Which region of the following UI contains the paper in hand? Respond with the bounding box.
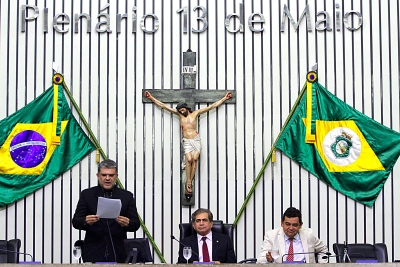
[96,197,122,219]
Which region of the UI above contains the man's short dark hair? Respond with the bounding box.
[176,102,192,112]
[282,207,302,224]
[98,159,118,173]
[191,208,213,223]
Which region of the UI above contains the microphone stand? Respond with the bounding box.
[343,241,351,263]
[106,220,117,263]
[170,235,199,256]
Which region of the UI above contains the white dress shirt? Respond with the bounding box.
[284,233,305,262]
[197,232,213,262]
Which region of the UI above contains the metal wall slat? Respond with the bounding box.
[1,0,400,263]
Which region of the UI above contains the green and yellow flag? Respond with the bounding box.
[275,72,400,206]
[0,76,96,207]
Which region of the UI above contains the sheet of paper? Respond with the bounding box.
[96,197,122,219]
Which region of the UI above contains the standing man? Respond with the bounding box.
[72,159,140,263]
[177,208,236,263]
[144,91,232,195]
[257,207,328,263]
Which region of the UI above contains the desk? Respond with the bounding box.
[2,264,400,267]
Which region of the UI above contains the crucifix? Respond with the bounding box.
[143,89,236,205]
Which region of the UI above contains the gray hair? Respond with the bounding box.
[191,208,213,223]
[97,159,118,173]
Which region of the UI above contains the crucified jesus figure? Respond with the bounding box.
[145,91,232,195]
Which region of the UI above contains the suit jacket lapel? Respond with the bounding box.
[299,229,309,262]
[277,228,286,262]
[211,233,219,260]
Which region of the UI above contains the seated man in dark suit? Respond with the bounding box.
[178,208,236,264]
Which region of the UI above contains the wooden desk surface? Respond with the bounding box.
[2,263,400,267]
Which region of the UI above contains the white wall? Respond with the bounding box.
[1,0,399,263]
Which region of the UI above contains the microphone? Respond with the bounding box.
[322,253,346,263]
[0,248,34,262]
[170,235,199,256]
[322,253,339,259]
[281,251,331,263]
[106,220,117,263]
[321,252,332,259]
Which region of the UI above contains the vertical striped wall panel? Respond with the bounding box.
[1,0,400,263]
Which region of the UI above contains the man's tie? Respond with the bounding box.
[287,238,294,261]
[201,236,210,262]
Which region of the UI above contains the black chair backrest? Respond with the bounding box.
[179,220,234,244]
[333,243,388,262]
[0,239,21,263]
[237,258,257,264]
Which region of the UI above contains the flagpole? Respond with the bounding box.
[233,82,308,227]
[60,77,167,263]
[61,82,105,162]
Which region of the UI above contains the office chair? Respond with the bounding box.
[0,239,21,263]
[123,238,153,263]
[179,220,234,244]
[333,243,388,262]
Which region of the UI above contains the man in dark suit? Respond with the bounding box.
[72,159,140,263]
[178,208,236,263]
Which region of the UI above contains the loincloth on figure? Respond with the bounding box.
[181,134,202,169]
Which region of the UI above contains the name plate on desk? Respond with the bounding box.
[356,260,378,263]
[282,261,305,264]
[19,261,42,264]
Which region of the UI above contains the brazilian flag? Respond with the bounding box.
[275,72,400,206]
[0,75,96,207]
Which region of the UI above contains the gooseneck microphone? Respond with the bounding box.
[0,248,34,262]
[170,235,199,256]
[106,220,117,262]
[322,253,340,260]
[281,251,331,263]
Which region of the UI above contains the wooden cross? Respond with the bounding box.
[142,89,236,206]
[142,89,236,110]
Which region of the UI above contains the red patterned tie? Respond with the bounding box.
[287,238,294,261]
[202,236,210,262]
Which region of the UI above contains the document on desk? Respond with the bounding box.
[96,197,121,219]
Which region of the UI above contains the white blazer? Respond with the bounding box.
[257,227,329,263]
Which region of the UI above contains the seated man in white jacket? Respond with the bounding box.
[257,207,328,263]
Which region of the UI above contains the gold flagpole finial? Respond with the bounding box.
[272,149,276,163]
[53,73,64,85]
